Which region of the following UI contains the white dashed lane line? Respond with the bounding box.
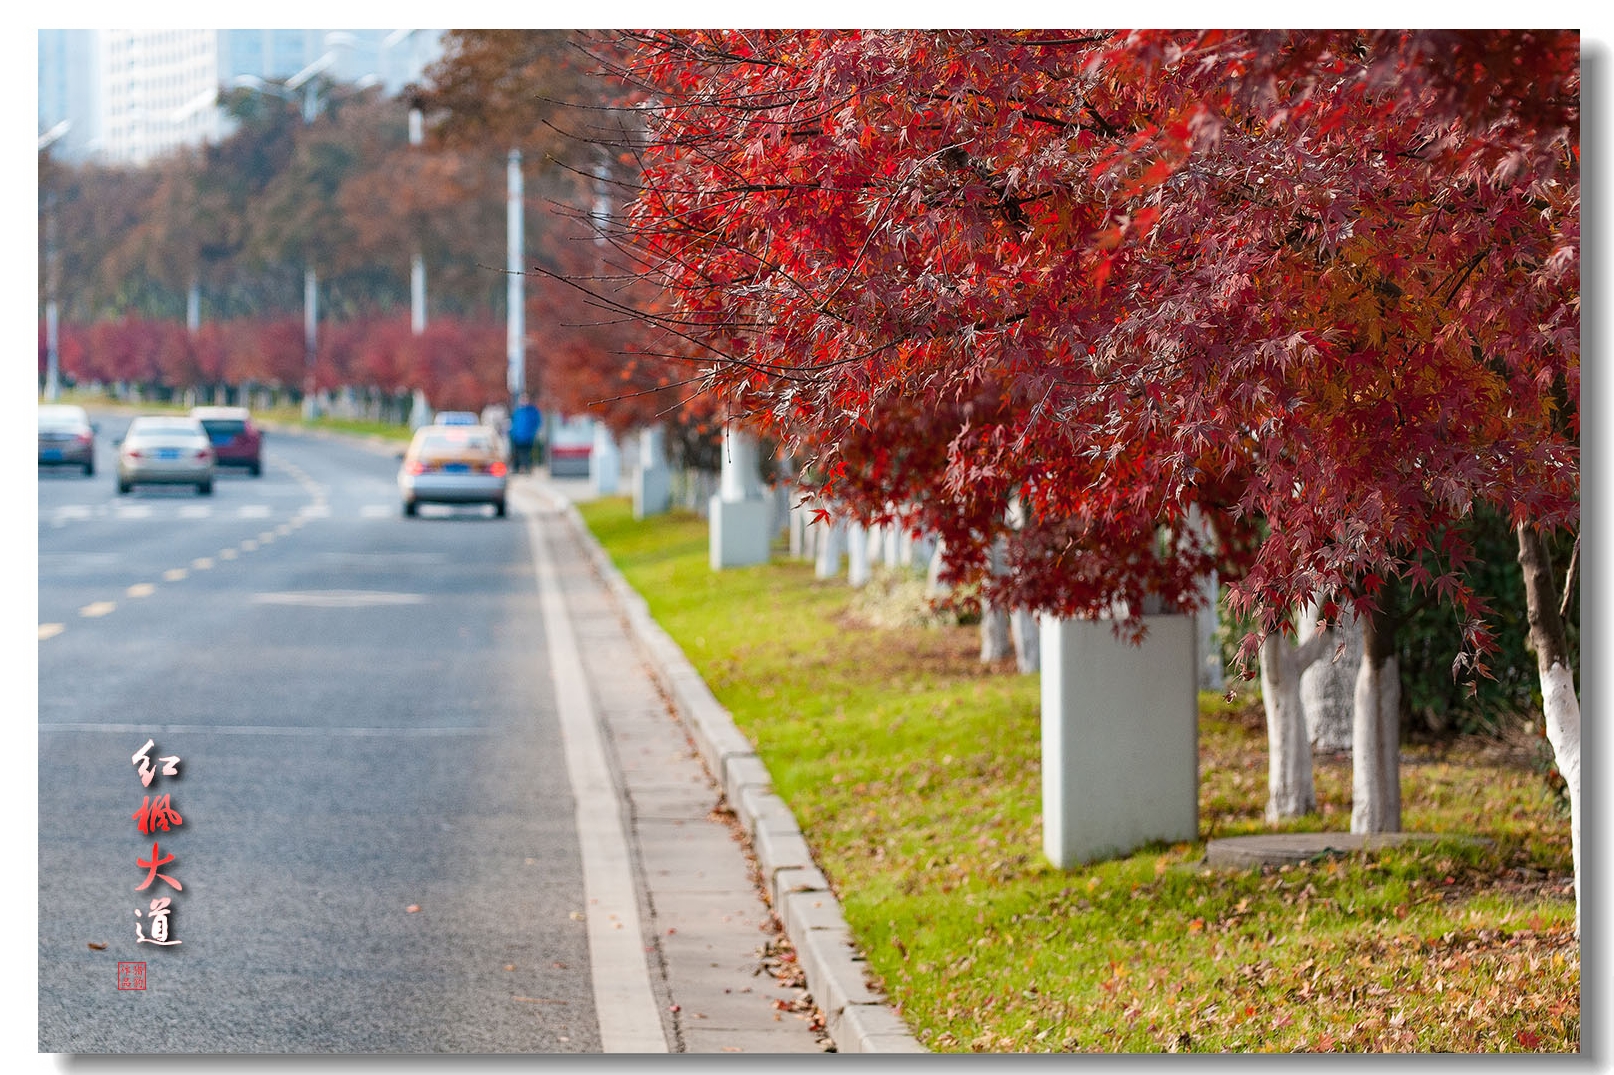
[42,472,367,640]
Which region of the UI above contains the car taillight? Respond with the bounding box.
[196,449,212,460]
[489,461,507,477]
[125,450,142,459]
[406,461,427,475]
[75,433,92,445]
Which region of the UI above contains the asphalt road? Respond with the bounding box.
[38,417,601,1052]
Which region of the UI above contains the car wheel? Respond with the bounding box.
[249,461,262,477]
[84,461,95,477]
[403,499,417,517]
[198,481,213,496]
[117,479,131,495]
[494,500,507,518]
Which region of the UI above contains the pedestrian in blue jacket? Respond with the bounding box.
[509,395,540,474]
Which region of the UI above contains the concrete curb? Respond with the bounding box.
[551,494,927,1054]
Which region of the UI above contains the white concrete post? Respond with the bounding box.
[710,423,771,569]
[591,424,620,496]
[1041,614,1199,867]
[633,424,671,519]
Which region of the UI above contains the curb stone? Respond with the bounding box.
[551,494,927,1054]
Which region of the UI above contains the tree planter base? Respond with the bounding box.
[709,496,772,569]
[1041,614,1198,867]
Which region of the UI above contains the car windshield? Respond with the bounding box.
[39,412,88,431]
[131,421,202,437]
[417,429,494,453]
[199,419,247,437]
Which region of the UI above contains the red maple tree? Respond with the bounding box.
[607,30,1578,856]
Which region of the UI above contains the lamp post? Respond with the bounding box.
[507,148,524,401]
[39,120,70,401]
[231,61,334,419]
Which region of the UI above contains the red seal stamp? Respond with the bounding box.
[117,962,146,990]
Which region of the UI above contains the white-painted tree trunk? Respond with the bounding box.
[1299,604,1361,752]
[1258,626,1333,822]
[979,536,1011,661]
[1540,663,1581,935]
[814,520,844,579]
[1350,609,1401,833]
[924,537,949,600]
[847,522,870,587]
[1010,609,1040,674]
[1517,522,1580,936]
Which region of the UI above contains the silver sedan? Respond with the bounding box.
[117,415,217,495]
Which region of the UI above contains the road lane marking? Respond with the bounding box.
[163,569,188,582]
[178,505,211,519]
[114,505,152,519]
[192,557,214,570]
[219,548,238,560]
[39,723,493,737]
[55,505,94,520]
[79,601,115,618]
[240,539,258,552]
[238,505,272,518]
[249,591,425,608]
[39,624,65,641]
[259,531,276,543]
[360,504,395,518]
[126,583,156,598]
[524,503,668,1052]
[276,524,293,536]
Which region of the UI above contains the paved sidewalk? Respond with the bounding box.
[512,472,925,1054]
[509,477,828,1053]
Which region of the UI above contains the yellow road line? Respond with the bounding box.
[39,624,65,641]
[80,601,115,618]
[240,539,258,552]
[192,557,214,570]
[127,583,156,598]
[219,548,238,560]
[163,569,187,582]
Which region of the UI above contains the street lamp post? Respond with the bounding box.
[39,120,71,401]
[231,60,336,419]
[410,102,427,335]
[507,148,524,401]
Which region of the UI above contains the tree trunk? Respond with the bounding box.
[1300,603,1361,752]
[980,536,1011,661]
[1010,609,1040,674]
[847,522,870,587]
[924,537,949,599]
[1259,625,1332,822]
[1517,522,1580,936]
[1350,603,1402,833]
[814,520,844,579]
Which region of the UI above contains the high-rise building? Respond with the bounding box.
[38,29,445,165]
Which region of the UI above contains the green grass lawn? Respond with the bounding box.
[581,497,1578,1053]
